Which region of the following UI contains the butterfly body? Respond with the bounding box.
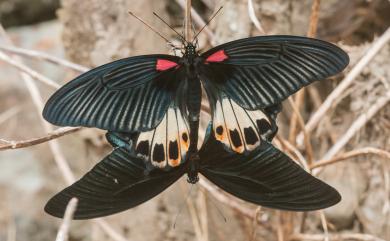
[43,35,349,219]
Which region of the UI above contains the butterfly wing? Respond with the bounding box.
[199,136,341,211]
[45,146,185,219]
[43,55,183,132]
[200,35,349,110]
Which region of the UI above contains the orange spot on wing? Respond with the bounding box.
[169,158,180,167]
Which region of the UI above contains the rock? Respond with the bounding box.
[0,0,60,28]
[320,162,367,229]
[59,0,171,66]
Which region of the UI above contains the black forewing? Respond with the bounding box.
[45,147,185,219]
[200,35,349,110]
[199,136,341,211]
[43,55,183,132]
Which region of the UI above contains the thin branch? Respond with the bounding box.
[175,0,216,43]
[306,0,321,38]
[247,0,265,34]
[287,98,314,163]
[249,207,262,241]
[0,106,21,126]
[0,127,81,151]
[185,0,192,42]
[289,233,386,241]
[55,198,78,241]
[94,219,129,241]
[0,24,74,184]
[299,27,390,144]
[0,51,61,89]
[288,0,321,145]
[322,92,390,159]
[0,24,129,241]
[319,211,329,241]
[311,147,390,169]
[274,136,310,172]
[199,178,271,229]
[0,44,89,73]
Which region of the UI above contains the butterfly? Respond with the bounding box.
[43,33,349,218]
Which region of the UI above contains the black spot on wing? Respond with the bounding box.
[244,127,259,145]
[169,140,179,160]
[182,133,188,143]
[216,126,224,135]
[257,119,271,134]
[136,141,149,156]
[229,129,242,148]
[152,144,165,163]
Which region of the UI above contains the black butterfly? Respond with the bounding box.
[43,35,348,219]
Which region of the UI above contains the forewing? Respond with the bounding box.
[199,136,341,211]
[45,147,185,219]
[200,35,349,109]
[43,55,182,132]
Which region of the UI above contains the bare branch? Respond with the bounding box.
[287,98,314,163]
[289,233,386,241]
[322,92,390,159]
[319,211,329,241]
[0,127,81,151]
[55,198,78,241]
[299,27,390,144]
[289,0,321,145]
[199,178,271,229]
[0,51,61,89]
[0,106,21,126]
[0,24,130,241]
[247,0,265,34]
[311,147,390,169]
[0,44,89,73]
[175,0,216,43]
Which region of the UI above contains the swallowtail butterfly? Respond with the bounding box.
[43,24,348,218]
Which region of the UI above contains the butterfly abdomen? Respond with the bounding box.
[187,76,202,153]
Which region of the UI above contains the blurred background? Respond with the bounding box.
[0,0,389,241]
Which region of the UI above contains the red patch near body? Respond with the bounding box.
[205,50,228,62]
[156,59,178,71]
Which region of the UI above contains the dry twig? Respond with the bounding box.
[176,0,215,43]
[0,24,129,241]
[0,44,89,73]
[0,106,20,126]
[288,0,321,145]
[289,233,386,241]
[311,147,390,169]
[0,51,61,89]
[299,27,390,145]
[247,0,265,34]
[287,98,314,163]
[0,127,81,151]
[322,92,390,159]
[55,198,78,241]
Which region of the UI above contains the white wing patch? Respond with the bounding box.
[213,98,271,153]
[135,107,190,168]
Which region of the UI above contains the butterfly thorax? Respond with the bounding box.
[182,43,202,77]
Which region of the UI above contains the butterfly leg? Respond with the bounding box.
[263,103,282,141]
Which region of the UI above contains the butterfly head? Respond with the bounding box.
[184,43,197,57]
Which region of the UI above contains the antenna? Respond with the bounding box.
[192,6,223,42]
[173,184,194,229]
[152,12,186,42]
[128,11,177,47]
